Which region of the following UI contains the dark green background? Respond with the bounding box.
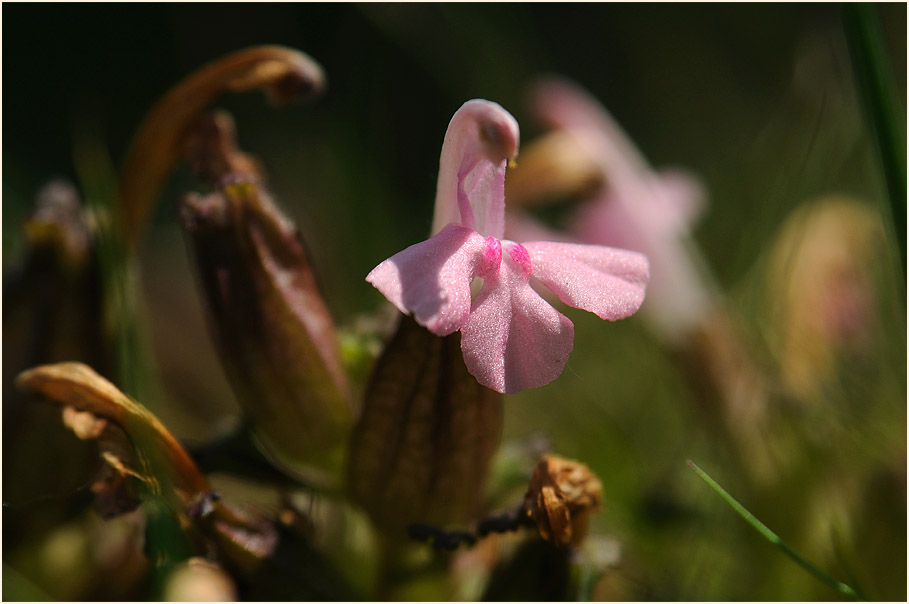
[3,3,906,601]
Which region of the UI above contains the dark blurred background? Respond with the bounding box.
[3,3,906,601]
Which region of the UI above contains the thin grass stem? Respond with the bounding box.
[687,460,863,601]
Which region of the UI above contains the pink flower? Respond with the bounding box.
[366,100,649,394]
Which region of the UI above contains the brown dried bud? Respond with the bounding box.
[181,180,352,487]
[22,180,93,272]
[524,455,603,548]
[347,315,503,538]
[3,180,108,384]
[118,45,325,248]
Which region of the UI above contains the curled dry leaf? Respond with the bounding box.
[15,362,210,509]
[118,45,325,248]
[524,455,603,548]
[348,315,503,538]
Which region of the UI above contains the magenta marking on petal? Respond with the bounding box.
[505,242,533,279]
[477,237,502,277]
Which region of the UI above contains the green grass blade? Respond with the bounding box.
[843,2,907,277]
[687,460,863,601]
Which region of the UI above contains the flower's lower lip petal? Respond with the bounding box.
[460,269,574,394]
[524,241,649,321]
[366,224,487,336]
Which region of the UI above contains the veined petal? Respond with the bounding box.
[366,224,497,336]
[461,247,574,394]
[524,241,649,321]
[431,100,519,239]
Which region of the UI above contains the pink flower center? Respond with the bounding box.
[477,237,502,278]
[505,241,533,279]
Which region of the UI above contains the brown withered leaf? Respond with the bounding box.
[15,362,210,509]
[119,45,325,248]
[524,455,603,548]
[181,180,352,487]
[15,363,298,576]
[348,315,503,538]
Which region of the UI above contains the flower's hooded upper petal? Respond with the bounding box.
[524,241,649,321]
[366,224,500,336]
[431,100,520,239]
[460,243,574,394]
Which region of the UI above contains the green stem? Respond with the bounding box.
[687,460,863,601]
[843,3,907,276]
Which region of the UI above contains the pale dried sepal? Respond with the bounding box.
[62,405,108,440]
[524,455,603,548]
[119,45,325,248]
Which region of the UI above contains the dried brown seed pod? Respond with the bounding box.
[347,315,502,539]
[181,180,352,488]
[524,454,603,548]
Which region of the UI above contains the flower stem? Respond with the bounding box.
[686,460,863,601]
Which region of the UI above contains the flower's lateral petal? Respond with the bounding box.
[366,224,492,336]
[524,241,649,321]
[461,252,574,394]
[431,100,520,239]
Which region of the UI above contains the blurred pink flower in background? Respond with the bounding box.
[508,78,718,343]
[367,100,649,394]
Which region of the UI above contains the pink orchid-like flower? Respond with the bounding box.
[367,100,649,394]
[511,78,715,343]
